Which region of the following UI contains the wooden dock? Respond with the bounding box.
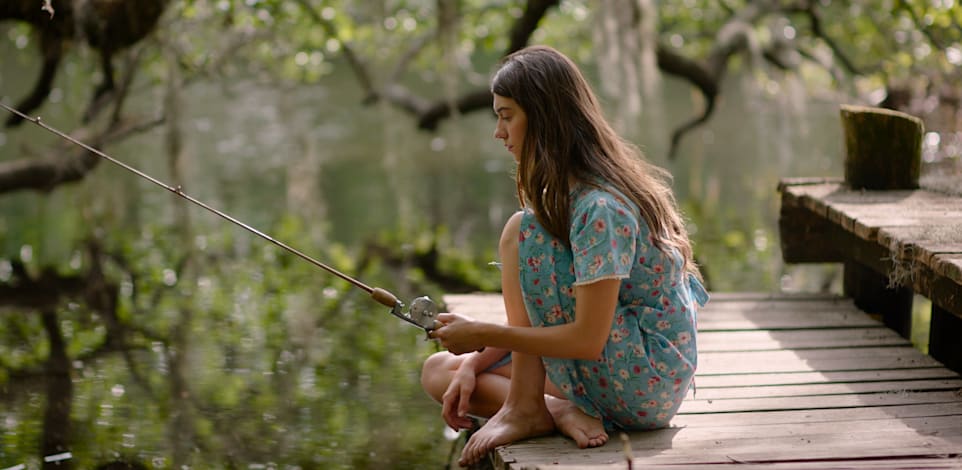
[780,178,962,372]
[436,106,962,468]
[444,292,962,469]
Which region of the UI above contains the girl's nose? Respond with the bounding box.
[494,125,505,140]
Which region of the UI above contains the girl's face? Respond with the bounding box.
[493,94,527,162]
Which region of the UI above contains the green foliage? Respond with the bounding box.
[682,198,780,293]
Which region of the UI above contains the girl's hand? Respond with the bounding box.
[441,365,477,431]
[431,313,486,355]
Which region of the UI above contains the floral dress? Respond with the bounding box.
[518,183,709,431]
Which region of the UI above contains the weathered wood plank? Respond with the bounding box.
[443,293,507,324]
[497,431,962,467]
[696,317,881,331]
[652,415,962,443]
[876,225,962,266]
[704,291,843,301]
[685,378,962,400]
[699,297,855,311]
[673,401,962,427]
[697,327,909,351]
[680,390,962,414]
[698,346,943,375]
[546,458,962,470]
[935,255,962,285]
[692,367,960,388]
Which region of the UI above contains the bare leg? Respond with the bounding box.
[420,351,512,421]
[421,352,608,449]
[459,352,555,465]
[458,212,555,466]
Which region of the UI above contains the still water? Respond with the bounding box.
[0,38,867,468]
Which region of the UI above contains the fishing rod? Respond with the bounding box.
[0,101,438,332]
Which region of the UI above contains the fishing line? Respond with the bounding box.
[0,101,438,331]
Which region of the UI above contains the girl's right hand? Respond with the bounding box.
[431,313,486,354]
[441,364,478,431]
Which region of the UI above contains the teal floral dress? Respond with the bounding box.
[518,183,708,431]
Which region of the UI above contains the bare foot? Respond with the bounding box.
[547,397,608,448]
[459,404,554,466]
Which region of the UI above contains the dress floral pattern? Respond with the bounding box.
[518,183,709,431]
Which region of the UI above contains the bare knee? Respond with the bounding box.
[420,351,458,402]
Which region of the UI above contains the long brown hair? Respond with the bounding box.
[491,45,698,277]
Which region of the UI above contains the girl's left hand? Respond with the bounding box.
[430,313,486,355]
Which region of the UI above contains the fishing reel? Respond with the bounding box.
[371,288,439,332]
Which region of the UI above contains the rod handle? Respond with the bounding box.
[371,287,400,308]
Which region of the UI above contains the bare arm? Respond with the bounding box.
[457,346,510,373]
[435,278,620,360]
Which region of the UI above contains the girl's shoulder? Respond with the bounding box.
[571,181,638,214]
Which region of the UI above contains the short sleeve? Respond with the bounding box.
[570,192,637,286]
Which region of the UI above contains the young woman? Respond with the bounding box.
[421,45,708,466]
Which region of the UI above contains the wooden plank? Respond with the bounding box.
[693,368,961,388]
[697,327,909,351]
[704,291,845,302]
[673,402,962,427]
[697,312,881,330]
[545,458,962,470]
[876,225,962,265]
[777,177,845,189]
[639,415,962,443]
[685,378,962,401]
[698,347,943,375]
[443,293,507,324]
[854,217,962,241]
[498,432,962,467]
[782,183,962,245]
[778,180,842,205]
[934,255,962,285]
[824,204,962,241]
[700,298,857,311]
[680,390,962,414]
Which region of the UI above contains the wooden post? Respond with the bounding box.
[839,105,922,338]
[840,104,923,190]
[930,305,962,373]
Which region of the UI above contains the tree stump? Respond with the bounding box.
[840,104,923,190]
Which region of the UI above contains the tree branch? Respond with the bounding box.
[0,262,88,311]
[293,0,378,102]
[301,0,560,130]
[660,1,774,158]
[0,115,165,195]
[801,1,861,75]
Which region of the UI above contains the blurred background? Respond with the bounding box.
[1,1,960,468]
